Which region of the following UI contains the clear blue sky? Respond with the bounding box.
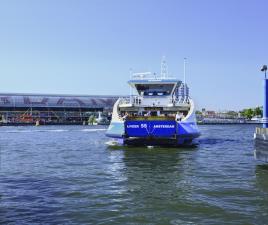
[0,0,267,110]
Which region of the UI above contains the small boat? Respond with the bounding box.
[95,112,110,125]
[106,58,200,146]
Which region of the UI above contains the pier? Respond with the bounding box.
[254,65,268,161]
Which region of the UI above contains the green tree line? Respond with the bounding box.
[196,106,263,120]
[240,106,262,119]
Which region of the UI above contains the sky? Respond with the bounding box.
[0,0,267,110]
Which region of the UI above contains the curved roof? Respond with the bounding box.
[0,93,120,109]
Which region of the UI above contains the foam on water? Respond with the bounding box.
[0,127,107,133]
[81,128,107,132]
[0,129,69,133]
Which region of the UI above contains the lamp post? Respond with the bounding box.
[261,65,268,128]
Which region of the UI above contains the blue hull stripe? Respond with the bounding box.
[106,121,200,139]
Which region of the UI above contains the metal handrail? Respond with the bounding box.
[119,96,190,107]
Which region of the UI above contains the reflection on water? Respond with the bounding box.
[1,125,268,224]
[120,147,203,224]
[254,139,268,162]
[256,164,268,193]
[255,164,268,222]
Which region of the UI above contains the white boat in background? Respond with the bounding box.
[251,116,263,124]
[106,58,200,146]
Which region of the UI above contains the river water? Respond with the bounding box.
[0,125,268,224]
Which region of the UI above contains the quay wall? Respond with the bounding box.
[254,128,268,162]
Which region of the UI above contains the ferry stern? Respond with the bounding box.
[106,59,200,147]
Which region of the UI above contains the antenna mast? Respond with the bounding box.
[161,56,168,78]
[183,57,186,86]
[183,58,187,102]
[129,68,133,99]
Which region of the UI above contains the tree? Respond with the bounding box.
[88,115,96,125]
[254,106,262,117]
[227,111,238,118]
[241,108,254,119]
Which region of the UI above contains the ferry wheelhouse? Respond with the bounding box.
[106,60,200,146]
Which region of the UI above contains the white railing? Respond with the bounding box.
[176,97,190,104]
[119,97,131,105]
[131,72,175,80]
[119,95,190,107]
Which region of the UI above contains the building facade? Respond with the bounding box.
[0,93,120,125]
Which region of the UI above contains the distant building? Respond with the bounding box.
[201,108,206,116]
[202,110,216,118]
[196,108,246,124]
[0,93,120,125]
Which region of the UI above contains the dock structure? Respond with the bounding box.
[254,127,268,161]
[254,65,268,161]
[0,93,120,125]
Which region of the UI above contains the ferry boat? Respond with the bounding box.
[106,59,200,146]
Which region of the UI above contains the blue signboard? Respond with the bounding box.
[125,120,176,137]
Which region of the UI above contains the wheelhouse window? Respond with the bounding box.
[135,84,175,96]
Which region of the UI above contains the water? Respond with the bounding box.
[0,125,268,224]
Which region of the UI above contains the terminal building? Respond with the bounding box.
[0,93,119,125]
